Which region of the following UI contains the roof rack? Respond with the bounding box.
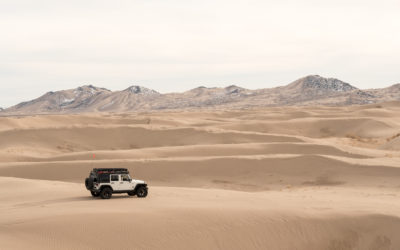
[93,168,129,174]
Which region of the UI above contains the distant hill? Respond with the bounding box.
[285,75,357,92]
[3,75,400,114]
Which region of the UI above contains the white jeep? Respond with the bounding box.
[85,168,148,199]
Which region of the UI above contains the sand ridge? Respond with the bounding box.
[1,104,400,249]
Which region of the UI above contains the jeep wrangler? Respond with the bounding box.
[85,168,148,199]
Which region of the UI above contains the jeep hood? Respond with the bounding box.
[133,179,146,184]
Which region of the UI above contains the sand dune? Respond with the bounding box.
[1,104,400,249]
[1,177,400,250]
[0,142,367,162]
[220,117,397,138]
[0,126,302,155]
[381,136,400,150]
[1,155,399,191]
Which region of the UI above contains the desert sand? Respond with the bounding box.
[1,103,400,249]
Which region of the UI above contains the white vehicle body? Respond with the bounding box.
[85,168,148,199]
[94,174,146,191]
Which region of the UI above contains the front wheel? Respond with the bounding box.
[136,186,148,198]
[100,187,113,199]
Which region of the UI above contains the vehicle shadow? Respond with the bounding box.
[14,195,140,208]
[90,195,140,200]
[62,194,142,201]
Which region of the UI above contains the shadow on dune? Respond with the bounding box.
[13,195,139,208]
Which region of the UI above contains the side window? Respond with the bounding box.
[111,175,119,182]
[121,174,130,182]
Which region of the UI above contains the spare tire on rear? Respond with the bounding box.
[85,178,94,189]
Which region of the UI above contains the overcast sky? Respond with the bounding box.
[1,0,400,108]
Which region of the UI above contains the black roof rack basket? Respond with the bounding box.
[93,168,129,174]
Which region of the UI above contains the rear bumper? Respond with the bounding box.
[86,184,100,191]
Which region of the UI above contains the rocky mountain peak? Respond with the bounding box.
[125,86,159,95]
[224,85,248,96]
[186,86,217,95]
[75,85,109,94]
[190,86,214,91]
[287,75,358,93]
[225,85,242,90]
[388,83,400,90]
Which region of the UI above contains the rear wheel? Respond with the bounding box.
[136,186,148,198]
[91,191,100,197]
[100,187,112,199]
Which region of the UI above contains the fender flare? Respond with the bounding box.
[100,185,113,192]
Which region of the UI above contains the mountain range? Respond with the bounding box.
[1,75,399,114]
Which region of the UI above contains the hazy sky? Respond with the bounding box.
[1,0,400,108]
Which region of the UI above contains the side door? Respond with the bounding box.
[110,174,120,190]
[119,174,133,191]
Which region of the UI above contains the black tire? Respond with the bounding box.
[100,187,113,199]
[136,186,148,198]
[85,178,94,189]
[91,191,100,197]
[127,191,135,196]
